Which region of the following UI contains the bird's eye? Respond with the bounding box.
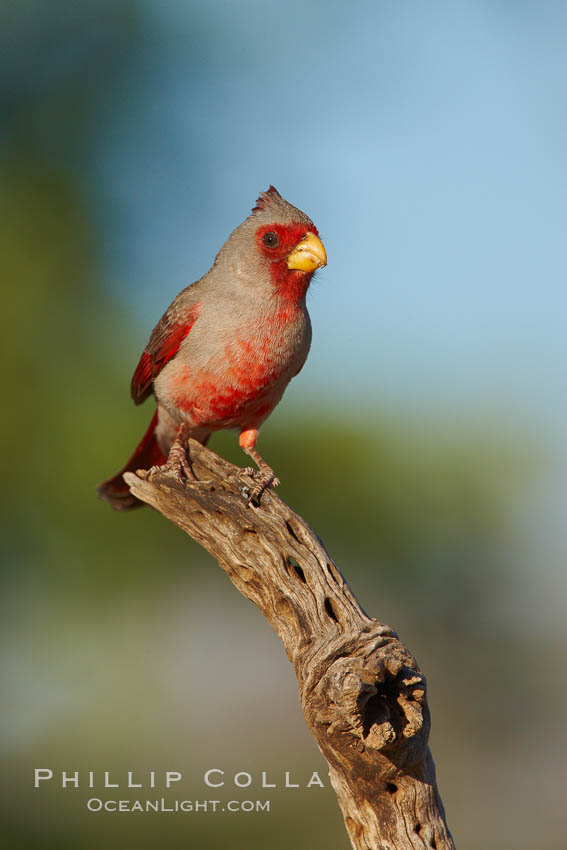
[262,232,279,248]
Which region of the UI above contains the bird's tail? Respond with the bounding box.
[97,411,167,511]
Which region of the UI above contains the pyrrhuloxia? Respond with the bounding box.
[97,186,326,510]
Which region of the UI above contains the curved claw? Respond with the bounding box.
[245,469,280,504]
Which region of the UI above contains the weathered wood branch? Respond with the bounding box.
[124,440,455,850]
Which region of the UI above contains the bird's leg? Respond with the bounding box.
[168,423,195,479]
[148,422,195,482]
[238,428,280,502]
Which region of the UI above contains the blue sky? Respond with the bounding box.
[95,0,567,438]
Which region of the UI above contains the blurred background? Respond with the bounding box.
[1,1,566,848]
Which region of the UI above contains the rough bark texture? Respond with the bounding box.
[124,440,455,850]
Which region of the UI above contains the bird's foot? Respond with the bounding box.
[147,431,195,483]
[240,466,280,505]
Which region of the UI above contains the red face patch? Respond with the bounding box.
[255,221,319,304]
[255,221,318,261]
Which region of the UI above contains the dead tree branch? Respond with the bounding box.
[124,440,455,850]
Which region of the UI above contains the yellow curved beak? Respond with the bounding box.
[287,232,327,272]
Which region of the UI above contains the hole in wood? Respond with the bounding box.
[385,782,397,794]
[430,840,437,849]
[244,527,257,534]
[324,597,339,623]
[286,556,306,583]
[285,519,301,543]
[414,823,422,834]
[361,691,390,738]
